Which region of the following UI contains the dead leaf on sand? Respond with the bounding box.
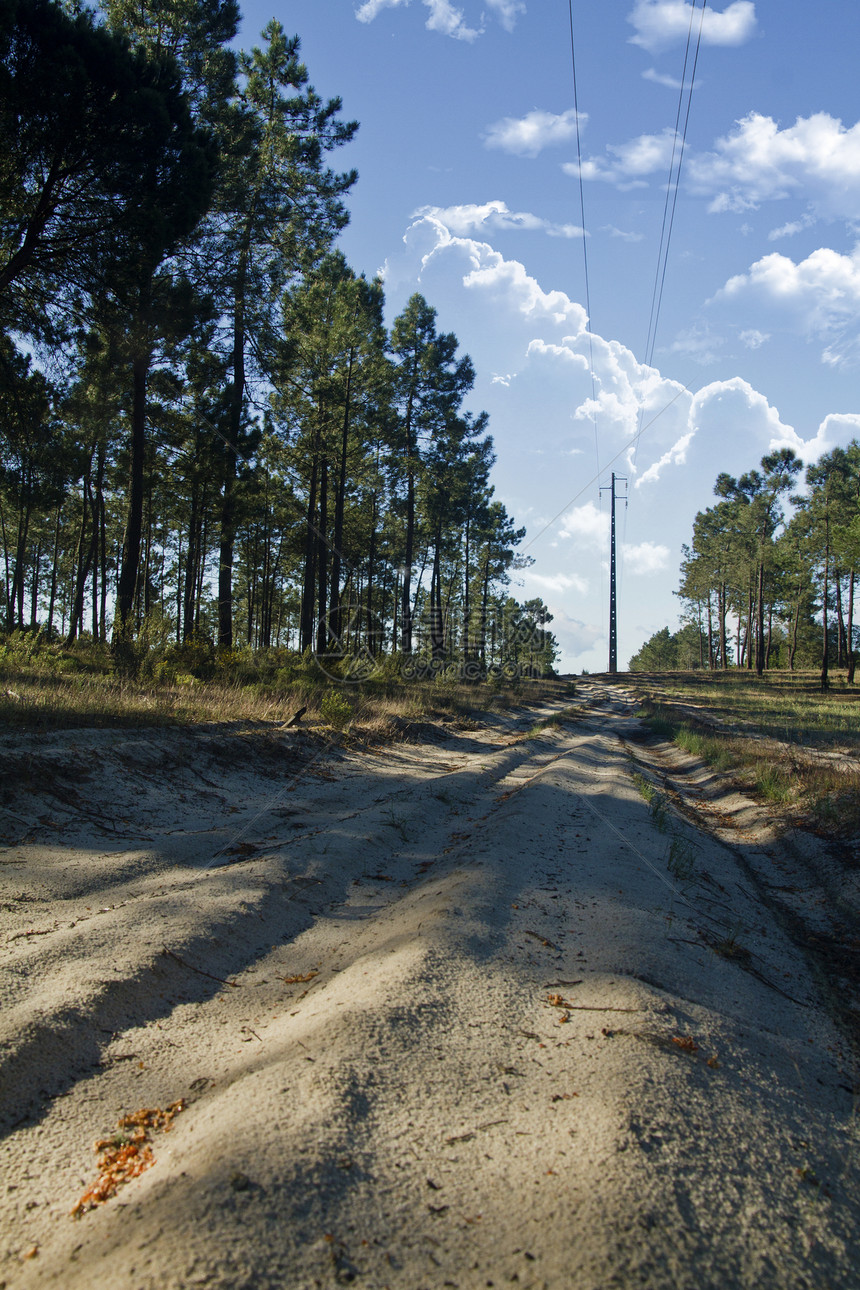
[672,1036,699,1053]
[71,1102,185,1216]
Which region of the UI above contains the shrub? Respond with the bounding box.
[320,688,353,729]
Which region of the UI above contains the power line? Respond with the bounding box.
[567,0,606,640]
[523,380,692,554]
[641,0,702,370]
[567,0,600,484]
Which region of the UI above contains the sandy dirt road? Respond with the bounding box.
[1,681,858,1289]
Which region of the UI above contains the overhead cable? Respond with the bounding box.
[568,0,600,484]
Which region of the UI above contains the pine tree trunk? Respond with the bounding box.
[329,349,354,636]
[114,350,149,650]
[836,573,847,667]
[47,503,61,637]
[0,490,12,629]
[821,520,830,692]
[848,572,856,684]
[315,459,329,658]
[757,570,765,674]
[300,431,320,653]
[219,254,248,649]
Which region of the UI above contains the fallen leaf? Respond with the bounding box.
[72,1102,185,1216]
[672,1036,699,1053]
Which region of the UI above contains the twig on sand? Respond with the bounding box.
[524,930,560,949]
[161,947,239,988]
[444,1119,508,1145]
[557,1004,646,1013]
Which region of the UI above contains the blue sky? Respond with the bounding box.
[240,1,860,670]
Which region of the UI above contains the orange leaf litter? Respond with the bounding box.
[71,1101,185,1216]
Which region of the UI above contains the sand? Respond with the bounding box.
[1,680,857,1288]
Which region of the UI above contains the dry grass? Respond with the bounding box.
[624,669,860,749]
[0,637,566,742]
[622,670,860,838]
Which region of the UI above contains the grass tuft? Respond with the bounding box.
[628,670,860,839]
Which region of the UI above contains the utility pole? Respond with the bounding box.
[600,472,627,674]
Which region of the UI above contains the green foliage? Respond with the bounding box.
[320,688,353,729]
[666,836,696,883]
[629,625,705,672]
[0,5,534,688]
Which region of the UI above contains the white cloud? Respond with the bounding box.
[386,212,860,512]
[399,211,589,329]
[412,200,583,240]
[768,214,816,241]
[604,225,645,243]
[558,501,609,546]
[355,0,407,21]
[642,67,685,89]
[765,412,860,463]
[636,430,695,485]
[544,610,603,662]
[739,328,769,349]
[688,113,860,218]
[715,243,860,362]
[628,1,756,53]
[424,0,480,39]
[486,0,525,31]
[635,377,794,487]
[527,571,589,595]
[356,0,521,37]
[567,128,677,188]
[483,108,582,157]
[669,326,724,365]
[571,111,860,217]
[622,541,670,575]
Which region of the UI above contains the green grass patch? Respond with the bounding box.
[630,677,860,839]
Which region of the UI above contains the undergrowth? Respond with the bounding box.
[0,631,562,739]
[635,692,860,839]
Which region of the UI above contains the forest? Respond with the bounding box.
[0,0,557,680]
[629,441,860,688]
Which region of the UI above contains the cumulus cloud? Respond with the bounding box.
[636,431,695,485]
[765,412,860,463]
[572,112,860,219]
[565,127,677,188]
[423,0,480,39]
[543,610,603,661]
[715,243,860,362]
[622,541,671,575]
[412,200,583,239]
[356,0,522,37]
[688,113,860,218]
[558,501,609,546]
[627,1,756,53]
[386,210,860,506]
[399,210,589,329]
[483,108,582,157]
